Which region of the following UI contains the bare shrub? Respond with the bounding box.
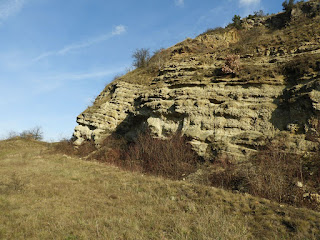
[247,139,304,204]
[282,53,320,81]
[20,126,43,140]
[53,137,96,159]
[132,48,151,68]
[124,131,199,179]
[53,138,76,155]
[210,138,314,207]
[306,116,320,142]
[76,140,96,158]
[92,134,128,165]
[87,131,199,179]
[222,54,241,75]
[6,127,44,141]
[6,131,19,140]
[209,153,249,191]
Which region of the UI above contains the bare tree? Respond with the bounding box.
[20,126,43,140]
[132,48,150,68]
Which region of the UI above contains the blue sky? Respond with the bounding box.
[0,0,283,141]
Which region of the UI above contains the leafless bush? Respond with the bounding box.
[210,138,317,208]
[306,116,320,143]
[6,131,19,139]
[53,138,76,155]
[282,53,320,80]
[124,131,199,179]
[209,153,249,192]
[19,126,43,140]
[6,127,44,141]
[247,139,303,204]
[53,137,96,159]
[76,140,96,158]
[132,48,151,68]
[92,134,128,165]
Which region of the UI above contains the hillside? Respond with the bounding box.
[73,0,320,161]
[1,138,320,239]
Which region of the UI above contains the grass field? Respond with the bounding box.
[1,138,320,240]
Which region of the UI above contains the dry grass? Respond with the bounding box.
[1,138,320,239]
[0,138,248,239]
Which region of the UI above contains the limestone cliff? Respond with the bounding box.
[74,1,320,160]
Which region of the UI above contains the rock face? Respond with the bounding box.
[74,1,320,160]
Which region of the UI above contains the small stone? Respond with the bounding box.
[296,181,303,188]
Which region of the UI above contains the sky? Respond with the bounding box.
[0,0,283,141]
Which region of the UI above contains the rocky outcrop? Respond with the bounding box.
[73,2,320,160]
[74,57,320,160]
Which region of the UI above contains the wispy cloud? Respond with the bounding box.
[0,0,26,21]
[239,0,260,7]
[33,25,127,62]
[31,66,126,94]
[46,68,125,82]
[175,0,184,7]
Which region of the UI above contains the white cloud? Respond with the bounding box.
[239,0,260,6]
[0,0,26,21]
[33,25,127,62]
[112,25,127,35]
[175,0,184,7]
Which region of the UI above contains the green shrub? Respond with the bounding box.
[282,0,295,12]
[232,15,242,30]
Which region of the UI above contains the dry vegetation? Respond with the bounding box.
[55,132,199,180]
[210,133,320,211]
[2,138,320,239]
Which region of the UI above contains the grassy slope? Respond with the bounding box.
[0,139,320,240]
